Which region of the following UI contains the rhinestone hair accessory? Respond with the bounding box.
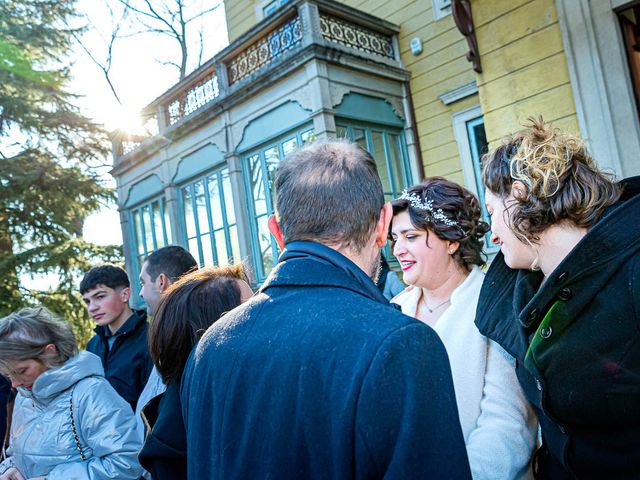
[399,189,459,227]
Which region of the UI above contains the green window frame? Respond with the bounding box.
[243,126,316,282]
[335,122,412,201]
[180,166,240,267]
[464,116,495,252]
[130,196,172,278]
[336,122,412,262]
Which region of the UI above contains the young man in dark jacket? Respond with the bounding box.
[181,140,471,479]
[80,264,153,411]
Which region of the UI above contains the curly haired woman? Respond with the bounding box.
[478,117,640,478]
[390,177,537,479]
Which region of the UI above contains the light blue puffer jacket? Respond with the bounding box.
[0,351,142,479]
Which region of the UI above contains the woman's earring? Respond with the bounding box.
[523,237,541,271]
[448,249,454,255]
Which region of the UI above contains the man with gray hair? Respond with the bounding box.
[181,140,470,479]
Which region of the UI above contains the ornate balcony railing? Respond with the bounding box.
[319,14,394,59]
[113,0,400,161]
[228,16,303,85]
[167,72,220,126]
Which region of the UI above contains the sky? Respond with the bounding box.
[71,0,229,247]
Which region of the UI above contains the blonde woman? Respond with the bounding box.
[0,307,141,480]
[390,177,536,479]
[478,118,640,478]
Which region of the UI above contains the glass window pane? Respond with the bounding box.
[133,211,144,255]
[229,225,240,264]
[388,134,407,195]
[141,206,153,252]
[208,175,223,230]
[301,129,316,144]
[188,238,200,265]
[282,137,298,156]
[195,181,209,234]
[152,201,165,248]
[249,154,267,216]
[183,187,196,238]
[257,215,274,275]
[353,128,367,150]
[263,1,277,15]
[264,146,280,209]
[201,233,214,266]
[471,123,488,160]
[370,131,392,195]
[163,199,172,244]
[214,230,229,266]
[335,125,348,140]
[221,169,235,225]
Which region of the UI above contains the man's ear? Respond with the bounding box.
[119,287,131,303]
[157,272,170,293]
[375,203,393,248]
[268,215,285,250]
[511,180,528,200]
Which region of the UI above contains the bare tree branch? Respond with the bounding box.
[81,0,226,96]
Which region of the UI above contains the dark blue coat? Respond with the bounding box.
[182,241,470,479]
[86,310,153,410]
[475,177,640,478]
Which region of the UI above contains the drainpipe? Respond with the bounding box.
[404,79,426,180]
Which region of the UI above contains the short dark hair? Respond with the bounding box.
[143,245,197,282]
[148,264,247,384]
[79,264,129,294]
[274,139,384,252]
[391,177,489,271]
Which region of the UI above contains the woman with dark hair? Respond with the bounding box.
[390,177,536,479]
[0,307,141,480]
[479,118,640,478]
[138,264,253,480]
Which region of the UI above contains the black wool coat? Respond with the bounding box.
[139,381,186,480]
[475,177,640,479]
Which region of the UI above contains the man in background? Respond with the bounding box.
[135,245,197,439]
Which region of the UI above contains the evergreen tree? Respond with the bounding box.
[0,0,120,345]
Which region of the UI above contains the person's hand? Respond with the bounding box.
[0,467,25,480]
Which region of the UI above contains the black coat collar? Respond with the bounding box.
[260,241,390,306]
[476,176,640,356]
[94,309,147,338]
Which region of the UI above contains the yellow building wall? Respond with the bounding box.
[224,0,481,186]
[226,0,258,42]
[472,0,579,147]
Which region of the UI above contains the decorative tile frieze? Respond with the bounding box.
[228,16,303,85]
[319,14,394,59]
[167,74,220,126]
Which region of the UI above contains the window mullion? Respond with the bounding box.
[190,183,204,266]
[204,175,218,265]
[149,201,158,250]
[218,171,234,261]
